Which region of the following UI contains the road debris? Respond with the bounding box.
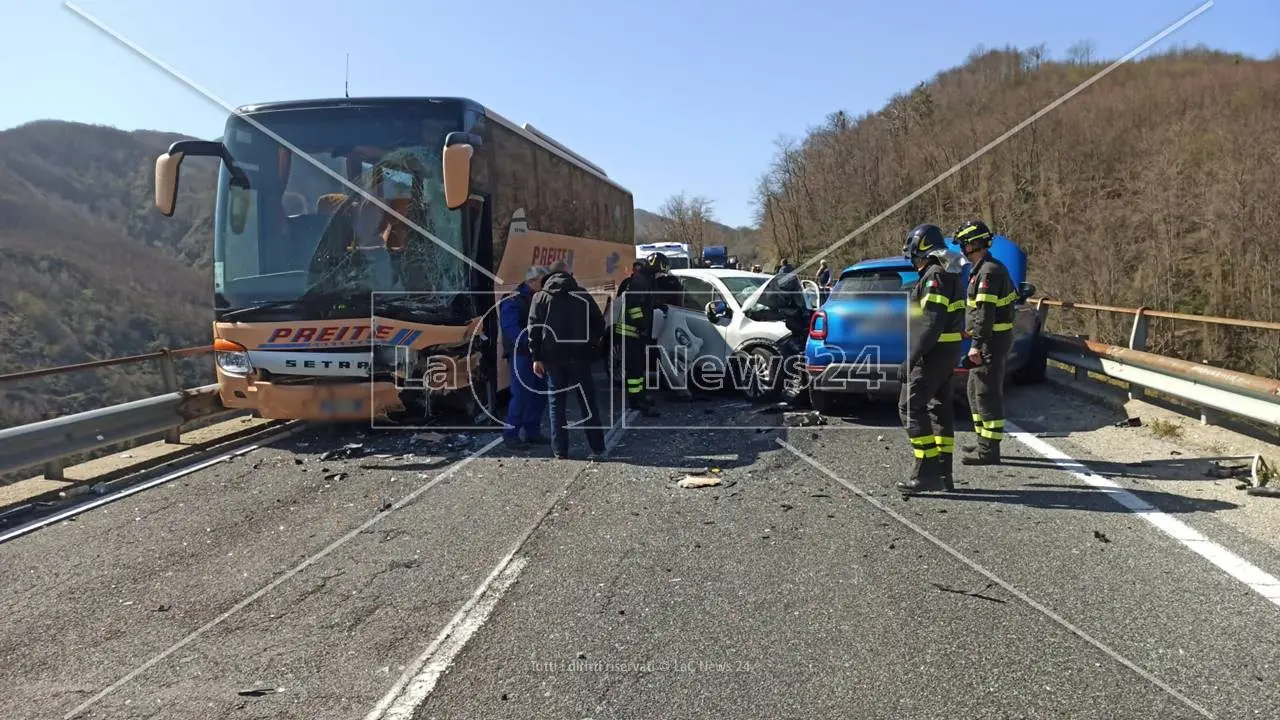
[929,581,1006,604]
[672,467,732,489]
[784,411,827,427]
[319,443,365,461]
[1207,460,1251,480]
[1114,417,1141,428]
[237,686,285,697]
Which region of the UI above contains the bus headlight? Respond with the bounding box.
[213,338,253,375]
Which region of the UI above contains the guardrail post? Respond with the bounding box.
[1035,298,1050,334]
[1127,307,1149,401]
[41,411,65,481]
[158,349,182,444]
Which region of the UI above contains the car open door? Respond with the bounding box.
[739,272,810,316]
[801,279,821,310]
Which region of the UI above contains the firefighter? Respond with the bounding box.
[955,219,1017,465]
[615,252,666,416]
[617,260,644,295]
[897,223,966,494]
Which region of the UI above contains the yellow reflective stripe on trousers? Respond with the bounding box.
[973,418,1004,440]
[627,306,643,318]
[909,435,938,459]
[938,332,962,342]
[934,435,955,454]
[626,377,644,394]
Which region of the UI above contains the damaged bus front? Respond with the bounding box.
[154,98,490,422]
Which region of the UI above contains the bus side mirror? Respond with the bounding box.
[155,151,184,216]
[155,139,233,216]
[443,132,483,210]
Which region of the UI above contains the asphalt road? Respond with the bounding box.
[2,380,1279,720]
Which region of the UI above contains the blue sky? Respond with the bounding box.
[2,0,1276,227]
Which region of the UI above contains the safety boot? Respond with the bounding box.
[938,457,955,491]
[897,456,944,494]
[961,441,1000,465]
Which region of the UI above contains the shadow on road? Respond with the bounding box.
[995,454,1260,484]
[937,481,1239,514]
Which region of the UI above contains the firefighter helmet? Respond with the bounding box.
[953,219,993,250]
[903,224,946,261]
[644,252,670,273]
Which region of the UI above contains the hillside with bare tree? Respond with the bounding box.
[753,45,1280,377]
[636,197,762,267]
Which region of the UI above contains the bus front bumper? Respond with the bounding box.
[216,372,404,421]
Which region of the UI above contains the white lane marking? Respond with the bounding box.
[1008,424,1280,607]
[777,439,1217,720]
[366,409,637,720]
[0,423,301,545]
[367,555,528,720]
[62,436,505,720]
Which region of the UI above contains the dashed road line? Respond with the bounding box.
[365,409,638,720]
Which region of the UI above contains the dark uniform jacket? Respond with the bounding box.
[616,270,657,341]
[909,261,965,367]
[965,254,1017,350]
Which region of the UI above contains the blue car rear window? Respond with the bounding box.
[829,269,915,297]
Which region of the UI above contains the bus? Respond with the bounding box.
[636,242,691,270]
[153,96,635,423]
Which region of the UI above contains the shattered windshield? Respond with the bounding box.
[213,102,467,321]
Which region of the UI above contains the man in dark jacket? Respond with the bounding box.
[498,266,549,448]
[528,262,608,460]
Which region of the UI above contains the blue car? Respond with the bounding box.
[803,234,1047,414]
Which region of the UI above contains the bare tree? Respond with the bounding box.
[748,45,1280,377]
[659,192,717,261]
[1066,39,1095,65]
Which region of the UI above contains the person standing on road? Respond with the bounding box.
[528,261,608,460]
[898,224,966,494]
[955,219,1017,466]
[816,259,832,287]
[614,253,665,417]
[498,266,550,449]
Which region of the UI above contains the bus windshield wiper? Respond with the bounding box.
[217,300,306,321]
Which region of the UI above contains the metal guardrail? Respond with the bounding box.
[0,346,226,481]
[1031,299,1280,429]
[0,386,234,480]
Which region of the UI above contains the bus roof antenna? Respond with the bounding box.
[344,53,350,98]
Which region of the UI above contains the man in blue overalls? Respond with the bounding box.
[499,266,549,448]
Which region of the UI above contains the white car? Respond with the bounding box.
[641,268,820,400]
